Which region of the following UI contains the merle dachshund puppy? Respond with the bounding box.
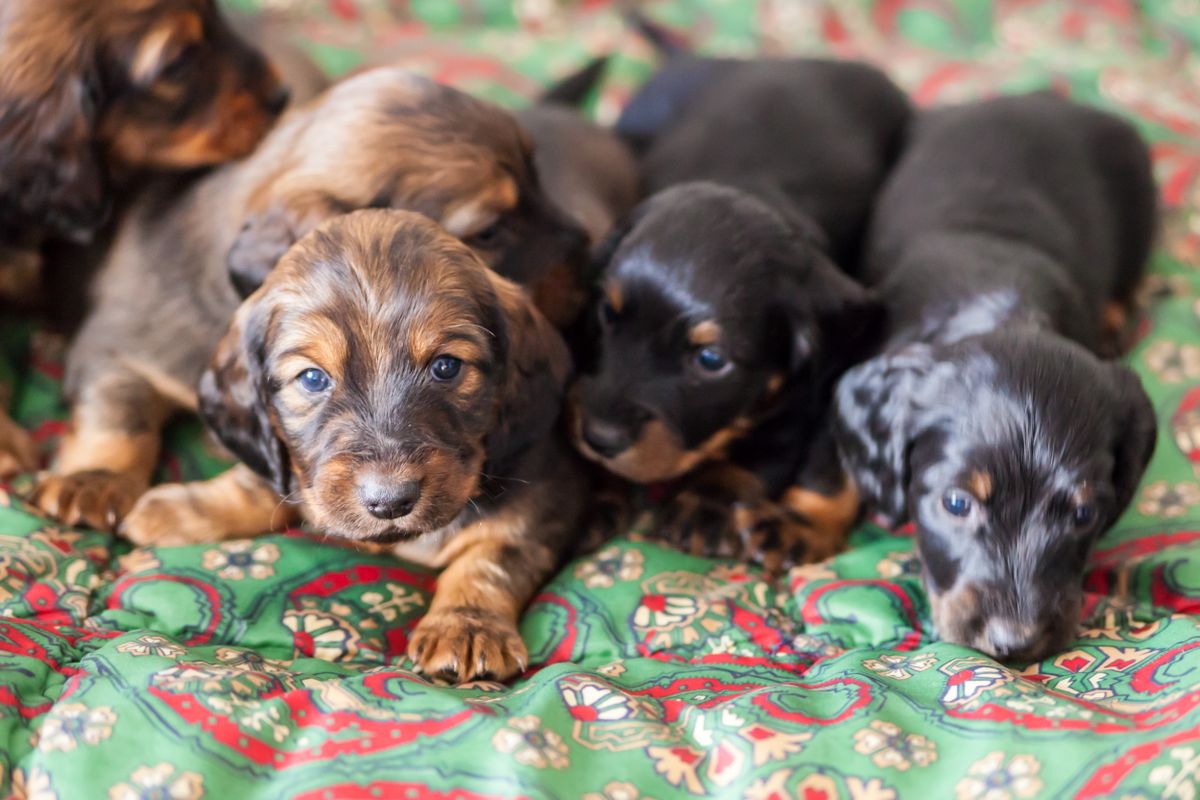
[834,92,1159,661]
[569,20,910,571]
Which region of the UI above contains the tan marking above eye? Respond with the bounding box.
[130,12,204,86]
[967,470,992,502]
[688,320,722,347]
[604,282,624,314]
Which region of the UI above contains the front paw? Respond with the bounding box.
[734,503,843,576]
[121,483,221,547]
[0,418,36,478]
[30,470,143,531]
[658,490,743,559]
[407,608,528,684]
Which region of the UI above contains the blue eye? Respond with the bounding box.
[1074,503,1096,528]
[430,356,462,381]
[694,347,728,373]
[297,367,331,393]
[942,489,973,518]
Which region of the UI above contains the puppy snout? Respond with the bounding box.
[582,418,636,458]
[979,618,1041,661]
[357,475,421,520]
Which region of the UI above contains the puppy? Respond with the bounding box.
[29,67,585,531]
[0,0,289,478]
[570,41,908,571]
[160,209,578,681]
[517,58,640,328]
[834,92,1158,661]
[0,0,287,242]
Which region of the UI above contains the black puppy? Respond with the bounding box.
[570,25,910,571]
[834,92,1158,661]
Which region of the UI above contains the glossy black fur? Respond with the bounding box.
[834,92,1159,661]
[572,51,908,500]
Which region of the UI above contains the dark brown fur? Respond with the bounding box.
[125,210,586,683]
[0,0,289,478]
[30,67,583,531]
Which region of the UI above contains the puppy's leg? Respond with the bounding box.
[121,464,299,547]
[0,410,37,478]
[31,371,171,530]
[408,472,580,683]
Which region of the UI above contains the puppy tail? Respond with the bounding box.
[624,9,691,59]
[540,56,612,107]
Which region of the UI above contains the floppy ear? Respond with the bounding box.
[197,295,293,496]
[832,344,939,524]
[484,273,573,466]
[227,195,345,297]
[775,242,885,376]
[0,77,108,239]
[1109,364,1157,513]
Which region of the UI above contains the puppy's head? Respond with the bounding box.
[225,68,586,306]
[571,182,881,484]
[834,333,1157,661]
[199,209,570,542]
[0,0,286,239]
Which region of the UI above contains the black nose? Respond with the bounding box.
[582,418,635,458]
[357,478,421,520]
[265,85,291,115]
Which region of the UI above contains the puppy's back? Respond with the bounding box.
[619,58,911,265]
[865,92,1155,304]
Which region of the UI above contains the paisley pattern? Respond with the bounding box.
[4,0,1200,796]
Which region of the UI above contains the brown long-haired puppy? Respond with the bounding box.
[0,0,288,478]
[0,0,287,241]
[29,67,585,530]
[148,209,583,681]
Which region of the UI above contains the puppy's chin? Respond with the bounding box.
[300,490,469,544]
[570,415,746,485]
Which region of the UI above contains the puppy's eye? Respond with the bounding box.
[693,347,729,374]
[430,356,463,382]
[297,367,332,393]
[941,489,973,518]
[1074,503,1096,528]
[468,222,505,248]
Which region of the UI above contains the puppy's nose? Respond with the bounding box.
[357,477,421,520]
[265,85,291,115]
[582,418,635,458]
[981,619,1043,662]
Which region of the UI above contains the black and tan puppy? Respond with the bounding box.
[176,209,580,681]
[834,92,1158,661]
[570,41,909,571]
[0,0,288,477]
[29,67,585,531]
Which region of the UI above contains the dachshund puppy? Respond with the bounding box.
[0,0,288,478]
[0,0,287,242]
[155,209,579,681]
[570,45,908,571]
[517,58,640,328]
[834,92,1158,661]
[30,67,585,531]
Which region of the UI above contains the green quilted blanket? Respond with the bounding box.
[3,1,1200,797]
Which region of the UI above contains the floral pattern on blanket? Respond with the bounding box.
[3,1,1200,797]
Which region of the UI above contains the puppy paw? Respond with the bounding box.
[0,417,37,478]
[30,470,143,531]
[407,608,528,684]
[121,484,223,547]
[733,503,843,577]
[659,489,744,559]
